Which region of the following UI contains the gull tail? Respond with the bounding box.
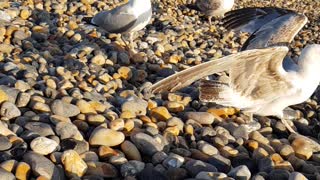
[185,4,201,12]
[199,80,233,105]
[82,17,98,26]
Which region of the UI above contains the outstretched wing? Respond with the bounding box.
[229,46,291,102]
[222,7,308,50]
[148,46,289,94]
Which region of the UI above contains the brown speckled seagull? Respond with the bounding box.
[148,7,320,134]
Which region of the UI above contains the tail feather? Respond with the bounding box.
[199,79,233,105]
[185,3,201,12]
[82,16,97,26]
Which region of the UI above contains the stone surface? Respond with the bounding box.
[30,137,58,155]
[89,127,125,147]
[61,150,88,178]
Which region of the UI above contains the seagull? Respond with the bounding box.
[82,0,152,53]
[187,0,234,25]
[148,7,320,134]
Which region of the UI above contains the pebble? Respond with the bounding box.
[86,161,118,178]
[121,97,148,116]
[196,172,227,180]
[0,135,12,151]
[150,106,172,121]
[291,137,313,160]
[23,152,61,179]
[0,102,21,120]
[198,141,219,156]
[0,167,15,180]
[61,150,88,178]
[30,137,58,155]
[15,162,31,180]
[185,160,217,177]
[24,122,55,137]
[184,112,214,125]
[89,127,125,147]
[0,160,17,172]
[131,132,164,156]
[55,122,83,140]
[289,172,308,180]
[228,165,251,180]
[121,140,142,161]
[121,160,145,177]
[50,100,80,117]
[162,153,185,168]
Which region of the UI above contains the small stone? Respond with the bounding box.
[51,100,80,117]
[55,122,83,140]
[196,172,227,180]
[98,146,119,159]
[0,88,8,104]
[0,160,17,172]
[0,135,12,151]
[121,97,148,116]
[80,151,99,162]
[184,112,214,125]
[185,160,217,177]
[118,66,132,80]
[228,165,251,180]
[152,151,168,164]
[109,119,124,131]
[198,141,218,156]
[15,162,31,180]
[121,140,142,161]
[162,153,185,168]
[0,102,21,120]
[289,172,307,180]
[291,137,313,160]
[91,54,106,65]
[279,144,295,158]
[0,167,15,180]
[24,122,55,137]
[120,160,145,177]
[207,154,231,173]
[250,131,269,145]
[61,150,88,178]
[86,161,118,178]
[165,101,184,112]
[89,127,125,147]
[76,100,97,114]
[131,132,164,156]
[23,152,61,179]
[16,93,31,107]
[268,169,290,180]
[20,9,31,19]
[30,137,58,155]
[30,102,51,112]
[150,106,172,121]
[60,139,89,154]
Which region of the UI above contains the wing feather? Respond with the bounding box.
[148,46,289,94]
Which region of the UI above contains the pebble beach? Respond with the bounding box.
[0,0,319,179]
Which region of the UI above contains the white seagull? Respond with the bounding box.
[148,7,320,134]
[188,0,234,25]
[83,0,152,52]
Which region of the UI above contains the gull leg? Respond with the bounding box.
[120,34,130,50]
[129,32,137,54]
[280,114,297,134]
[208,16,212,25]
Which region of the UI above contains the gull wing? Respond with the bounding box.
[148,46,289,94]
[222,7,308,50]
[91,4,137,34]
[229,46,291,102]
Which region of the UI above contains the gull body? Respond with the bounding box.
[83,0,152,52]
[195,0,234,24]
[148,7,320,133]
